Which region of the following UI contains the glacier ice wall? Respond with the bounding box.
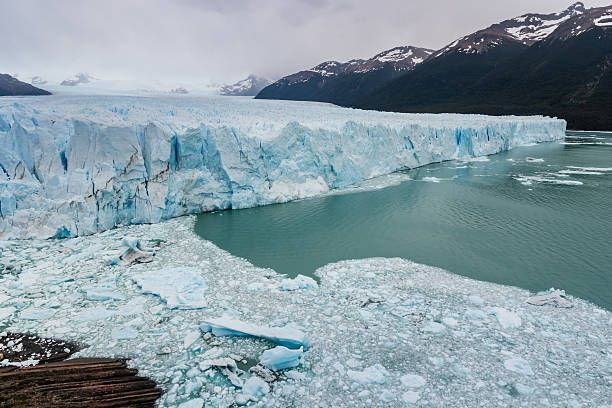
[0,95,565,239]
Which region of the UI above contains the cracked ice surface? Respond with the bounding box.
[0,95,565,239]
[0,217,610,407]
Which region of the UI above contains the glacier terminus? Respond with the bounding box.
[0,95,565,239]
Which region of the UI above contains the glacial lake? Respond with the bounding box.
[195,131,612,310]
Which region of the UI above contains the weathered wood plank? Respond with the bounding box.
[0,334,162,408]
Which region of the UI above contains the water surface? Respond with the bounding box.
[195,132,612,309]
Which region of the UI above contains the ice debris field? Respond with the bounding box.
[0,95,565,239]
[0,217,610,407]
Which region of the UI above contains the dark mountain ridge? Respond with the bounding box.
[0,74,51,96]
[255,46,433,106]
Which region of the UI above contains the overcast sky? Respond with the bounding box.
[1,0,609,85]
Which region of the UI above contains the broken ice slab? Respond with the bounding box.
[279,275,318,291]
[259,346,303,371]
[109,238,155,266]
[133,267,207,309]
[526,288,573,308]
[347,363,389,385]
[199,317,309,349]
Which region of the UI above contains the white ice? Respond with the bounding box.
[0,217,609,407]
[0,95,565,239]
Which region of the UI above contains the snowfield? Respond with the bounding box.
[0,95,565,239]
[0,216,610,407]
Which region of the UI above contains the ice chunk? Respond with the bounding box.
[200,317,309,349]
[504,357,534,375]
[400,374,426,388]
[109,239,155,266]
[526,288,572,308]
[83,279,124,301]
[347,364,389,385]
[111,326,138,340]
[468,295,484,305]
[19,308,55,320]
[490,307,522,329]
[183,330,200,349]
[279,275,318,291]
[133,267,207,309]
[0,307,16,320]
[238,376,269,403]
[178,398,204,408]
[422,321,446,333]
[402,391,421,404]
[259,346,303,371]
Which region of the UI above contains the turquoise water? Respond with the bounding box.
[195,132,612,310]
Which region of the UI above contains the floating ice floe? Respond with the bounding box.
[490,307,522,329]
[200,317,310,349]
[400,374,426,388]
[133,267,207,309]
[526,288,573,308]
[279,275,318,291]
[236,376,270,405]
[504,357,534,376]
[525,157,545,163]
[259,346,303,371]
[347,364,389,385]
[513,175,583,186]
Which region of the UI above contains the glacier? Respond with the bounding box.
[0,95,565,239]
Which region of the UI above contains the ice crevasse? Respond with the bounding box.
[0,95,566,239]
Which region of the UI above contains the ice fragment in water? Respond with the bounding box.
[490,307,522,329]
[0,307,16,320]
[400,374,426,388]
[259,346,303,371]
[177,398,204,408]
[347,364,389,385]
[526,288,572,308]
[133,267,207,309]
[402,391,421,404]
[238,376,269,403]
[422,321,446,333]
[279,275,318,291]
[200,317,309,349]
[19,308,55,321]
[504,357,534,375]
[111,326,138,340]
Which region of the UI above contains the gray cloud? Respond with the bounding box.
[1,0,609,84]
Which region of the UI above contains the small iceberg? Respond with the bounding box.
[133,267,207,309]
[279,275,318,291]
[526,288,572,308]
[259,346,303,371]
[200,317,309,349]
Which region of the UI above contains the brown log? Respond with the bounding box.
[0,358,162,408]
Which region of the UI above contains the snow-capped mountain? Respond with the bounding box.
[255,46,433,105]
[0,73,51,96]
[60,72,96,86]
[220,75,272,96]
[432,2,587,57]
[355,2,612,130]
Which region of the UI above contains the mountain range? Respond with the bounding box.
[0,74,50,96]
[220,75,272,96]
[256,46,433,106]
[258,2,612,130]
